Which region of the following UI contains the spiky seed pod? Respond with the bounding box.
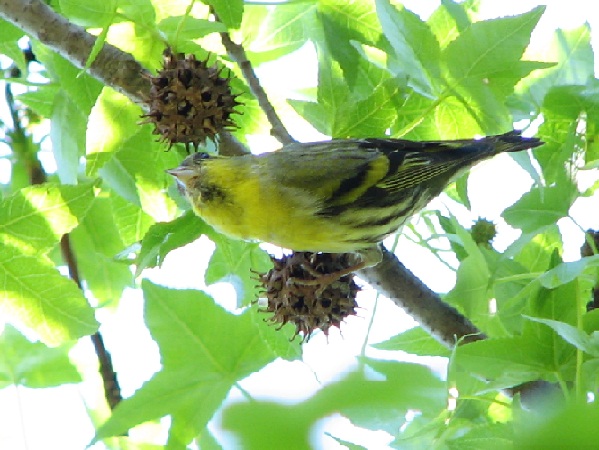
[257,252,360,342]
[471,218,497,247]
[141,48,242,151]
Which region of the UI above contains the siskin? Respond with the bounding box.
[168,130,542,269]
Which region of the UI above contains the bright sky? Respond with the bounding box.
[1,1,598,449]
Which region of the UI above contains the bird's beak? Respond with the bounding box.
[166,167,195,185]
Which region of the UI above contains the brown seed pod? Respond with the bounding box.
[257,252,360,342]
[141,48,243,151]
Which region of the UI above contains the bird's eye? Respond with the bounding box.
[193,152,211,163]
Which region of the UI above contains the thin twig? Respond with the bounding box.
[60,236,123,410]
[214,13,296,145]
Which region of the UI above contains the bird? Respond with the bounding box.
[168,130,543,272]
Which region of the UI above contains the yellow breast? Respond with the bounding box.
[192,157,368,253]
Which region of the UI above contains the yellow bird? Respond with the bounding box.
[168,130,542,269]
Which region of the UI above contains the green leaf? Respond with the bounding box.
[0,184,97,344]
[0,183,95,255]
[319,0,381,44]
[393,92,438,139]
[205,232,272,307]
[207,0,243,29]
[7,132,39,193]
[103,13,164,70]
[536,255,599,289]
[582,358,599,393]
[516,24,594,109]
[441,6,545,132]
[315,58,349,115]
[528,272,579,333]
[327,434,367,450]
[288,100,330,135]
[250,307,302,362]
[376,0,441,96]
[117,0,156,26]
[0,19,24,42]
[502,185,576,233]
[198,427,224,450]
[333,78,400,137]
[451,82,512,133]
[0,42,25,72]
[299,56,399,138]
[443,253,490,325]
[535,122,580,190]
[223,359,445,447]
[95,281,276,443]
[372,326,451,357]
[447,423,513,450]
[317,0,381,90]
[98,127,180,221]
[0,325,80,388]
[16,85,59,118]
[158,16,226,49]
[515,402,599,449]
[584,309,599,334]
[50,90,87,185]
[243,4,314,63]
[427,0,470,49]
[0,243,99,346]
[454,337,553,386]
[224,402,314,449]
[348,42,402,101]
[443,7,544,81]
[539,81,599,182]
[69,196,133,304]
[515,284,578,381]
[136,211,208,275]
[524,316,599,357]
[86,88,145,176]
[35,45,103,114]
[488,255,536,335]
[58,0,117,28]
[110,194,155,246]
[82,22,111,72]
[433,95,484,137]
[511,226,563,273]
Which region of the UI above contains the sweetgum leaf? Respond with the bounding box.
[95,281,277,442]
[0,325,81,388]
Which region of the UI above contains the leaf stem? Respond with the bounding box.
[575,278,584,402]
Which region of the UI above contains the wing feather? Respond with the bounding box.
[258,141,386,205]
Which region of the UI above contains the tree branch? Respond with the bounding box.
[0,0,148,105]
[359,246,485,347]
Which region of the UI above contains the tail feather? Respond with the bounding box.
[488,130,543,153]
[360,129,543,155]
